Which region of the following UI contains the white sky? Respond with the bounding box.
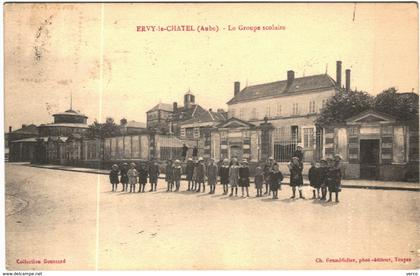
[4,3,419,130]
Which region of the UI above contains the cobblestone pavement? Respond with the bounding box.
[5,163,419,270]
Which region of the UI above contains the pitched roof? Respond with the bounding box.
[147,103,173,113]
[227,74,339,105]
[125,120,146,129]
[181,109,227,125]
[39,123,89,128]
[10,124,38,135]
[345,109,396,123]
[216,117,256,128]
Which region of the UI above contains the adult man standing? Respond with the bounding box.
[263,157,276,195]
[181,143,189,161]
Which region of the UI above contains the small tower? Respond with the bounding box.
[184,89,195,109]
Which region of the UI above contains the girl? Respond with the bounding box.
[165,160,174,192]
[254,166,264,197]
[207,158,218,194]
[319,159,328,200]
[219,159,230,195]
[148,160,160,192]
[109,164,119,192]
[185,158,194,191]
[238,159,250,197]
[138,163,148,193]
[120,163,129,192]
[289,157,305,199]
[229,158,239,197]
[327,155,342,202]
[269,163,283,199]
[173,160,182,192]
[308,161,321,199]
[195,157,206,193]
[127,163,138,193]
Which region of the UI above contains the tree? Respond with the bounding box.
[316,90,374,127]
[87,117,120,138]
[373,87,419,121]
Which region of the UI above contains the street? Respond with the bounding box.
[5,163,419,270]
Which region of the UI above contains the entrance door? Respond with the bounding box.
[359,139,380,180]
[230,145,243,160]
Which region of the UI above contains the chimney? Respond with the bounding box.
[336,61,342,87]
[22,124,27,128]
[234,81,240,96]
[9,126,12,133]
[287,70,295,86]
[209,108,212,112]
[173,102,178,113]
[345,69,351,92]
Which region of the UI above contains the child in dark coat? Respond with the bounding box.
[148,161,160,192]
[185,158,194,191]
[219,159,230,195]
[138,163,148,193]
[254,166,264,197]
[269,163,284,199]
[173,160,182,192]
[120,163,129,192]
[238,159,250,197]
[326,155,342,203]
[308,161,322,199]
[207,158,218,194]
[288,157,305,199]
[165,160,174,192]
[319,160,328,200]
[109,164,119,192]
[195,157,206,193]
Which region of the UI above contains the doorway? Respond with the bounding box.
[229,145,243,160]
[359,139,380,180]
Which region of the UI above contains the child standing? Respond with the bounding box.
[120,163,129,192]
[308,161,321,199]
[326,155,342,203]
[195,157,206,193]
[185,158,194,191]
[138,163,148,193]
[109,164,120,192]
[127,163,138,193]
[207,158,218,194]
[148,160,160,192]
[219,159,230,195]
[173,160,182,192]
[289,157,305,199]
[165,160,174,192]
[269,163,284,199]
[319,159,328,200]
[254,166,264,197]
[238,159,250,197]
[229,158,239,197]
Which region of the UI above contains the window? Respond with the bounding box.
[276,104,282,116]
[193,127,200,138]
[309,101,316,114]
[186,128,194,138]
[239,108,245,120]
[292,103,299,115]
[303,127,315,148]
[348,126,359,136]
[265,106,271,117]
[180,128,186,137]
[251,108,257,120]
[321,99,327,110]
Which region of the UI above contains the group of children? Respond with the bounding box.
[108,154,343,202]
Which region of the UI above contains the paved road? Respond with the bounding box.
[5,163,419,270]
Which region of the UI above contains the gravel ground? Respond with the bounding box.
[5,163,419,270]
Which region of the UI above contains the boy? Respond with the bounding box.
[109,164,119,192]
[219,159,230,195]
[308,161,321,199]
[138,163,148,193]
[319,159,328,200]
[207,158,218,194]
[185,158,194,191]
[288,157,304,199]
[148,160,160,192]
[327,155,342,203]
[120,162,129,192]
[269,163,284,199]
[165,160,174,192]
[254,166,264,197]
[127,163,138,193]
[238,159,250,197]
[173,160,182,192]
[229,158,239,197]
[195,157,206,193]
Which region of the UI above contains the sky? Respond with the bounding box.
[4,3,419,130]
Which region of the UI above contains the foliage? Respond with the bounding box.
[373,88,419,121]
[87,117,120,138]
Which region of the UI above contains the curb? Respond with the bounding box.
[26,164,420,192]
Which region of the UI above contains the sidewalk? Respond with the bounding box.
[24,163,420,192]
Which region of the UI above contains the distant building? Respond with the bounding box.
[119,120,147,135]
[7,124,39,162]
[207,61,346,163]
[38,109,88,137]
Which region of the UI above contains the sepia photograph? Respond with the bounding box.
[3,2,419,271]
